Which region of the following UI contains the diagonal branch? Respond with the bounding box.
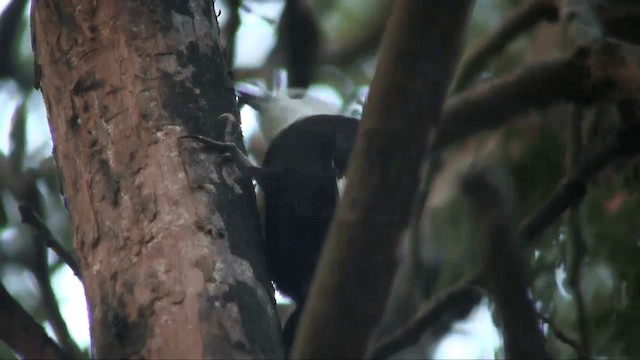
[19,205,84,359]
[538,312,587,358]
[368,276,483,359]
[519,120,640,244]
[0,280,72,359]
[19,205,82,280]
[451,0,559,93]
[434,39,640,152]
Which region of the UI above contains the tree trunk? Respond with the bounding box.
[30,1,282,358]
[291,0,473,357]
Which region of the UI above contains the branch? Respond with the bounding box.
[0,0,30,88]
[320,3,391,66]
[290,1,474,358]
[272,0,320,88]
[368,277,483,359]
[0,153,44,216]
[434,39,640,151]
[461,167,549,359]
[599,3,640,44]
[567,208,591,358]
[538,313,587,359]
[18,205,82,280]
[566,106,591,359]
[221,0,240,69]
[0,280,72,359]
[519,120,640,243]
[451,0,559,93]
[19,205,84,359]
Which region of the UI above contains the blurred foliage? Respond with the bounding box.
[1,0,640,358]
[0,0,75,357]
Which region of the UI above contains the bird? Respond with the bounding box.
[182,114,359,353]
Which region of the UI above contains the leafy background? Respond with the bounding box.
[1,0,639,358]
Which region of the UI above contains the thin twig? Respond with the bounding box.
[567,208,590,357]
[410,153,443,243]
[452,0,559,93]
[519,121,640,244]
[537,312,588,359]
[239,2,278,27]
[32,236,84,359]
[18,205,84,359]
[566,106,592,359]
[0,281,72,359]
[368,277,484,359]
[18,205,82,280]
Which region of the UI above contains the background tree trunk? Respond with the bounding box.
[30,1,282,358]
[291,1,473,357]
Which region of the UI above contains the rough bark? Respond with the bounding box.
[291,1,474,358]
[31,1,281,358]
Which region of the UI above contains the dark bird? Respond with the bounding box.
[182,114,359,353]
[260,114,358,303]
[183,115,359,350]
[260,114,358,352]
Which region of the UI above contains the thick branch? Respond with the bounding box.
[291,1,474,358]
[435,40,640,151]
[0,0,30,88]
[280,0,320,88]
[0,281,72,359]
[320,3,391,67]
[452,0,559,93]
[462,168,549,359]
[261,0,320,88]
